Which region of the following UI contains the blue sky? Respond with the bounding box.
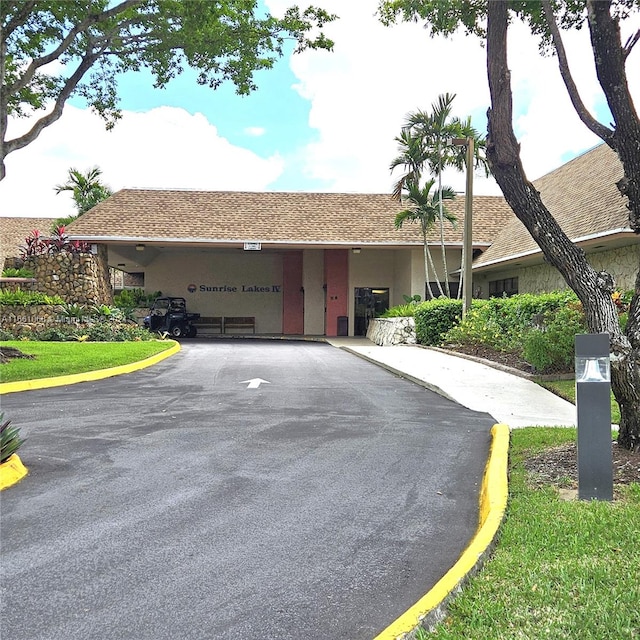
[110,55,317,178]
[2,0,635,218]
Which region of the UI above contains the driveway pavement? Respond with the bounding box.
[0,340,495,639]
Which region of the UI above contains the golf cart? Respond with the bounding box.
[143,296,200,338]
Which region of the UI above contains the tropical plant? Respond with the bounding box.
[394,178,457,299]
[54,166,112,216]
[0,288,64,306]
[1,267,34,278]
[0,413,24,463]
[380,303,420,318]
[20,226,90,258]
[390,93,488,297]
[90,304,124,321]
[57,302,87,319]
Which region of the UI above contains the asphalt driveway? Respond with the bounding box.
[0,340,495,639]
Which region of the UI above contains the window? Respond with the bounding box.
[489,277,518,297]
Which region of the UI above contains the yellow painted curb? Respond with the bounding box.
[0,453,28,490]
[0,341,181,395]
[374,423,510,640]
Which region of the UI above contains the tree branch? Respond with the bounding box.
[541,0,613,143]
[623,28,640,59]
[586,0,640,233]
[6,0,143,97]
[2,1,38,39]
[2,48,101,159]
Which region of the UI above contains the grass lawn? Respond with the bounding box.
[417,428,640,640]
[539,378,621,424]
[0,340,175,383]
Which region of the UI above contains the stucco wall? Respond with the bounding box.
[144,251,285,334]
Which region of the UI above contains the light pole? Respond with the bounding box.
[575,333,613,501]
[452,137,474,316]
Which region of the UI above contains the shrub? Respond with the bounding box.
[522,303,588,373]
[36,326,77,341]
[443,291,580,352]
[414,298,463,346]
[113,289,161,308]
[0,320,155,342]
[0,413,25,463]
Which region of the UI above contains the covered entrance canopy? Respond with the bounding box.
[67,189,514,336]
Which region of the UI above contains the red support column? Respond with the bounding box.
[324,249,349,337]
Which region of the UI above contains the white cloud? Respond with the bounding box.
[1,2,638,216]
[244,126,267,137]
[0,105,284,217]
[268,0,638,192]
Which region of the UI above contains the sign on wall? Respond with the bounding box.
[187,283,281,294]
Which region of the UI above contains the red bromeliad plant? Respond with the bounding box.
[20,226,90,258]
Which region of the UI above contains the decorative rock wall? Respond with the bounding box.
[366,317,416,346]
[21,246,113,305]
[0,304,60,333]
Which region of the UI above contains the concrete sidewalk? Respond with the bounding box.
[327,338,577,429]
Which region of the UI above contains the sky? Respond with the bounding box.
[1,0,638,218]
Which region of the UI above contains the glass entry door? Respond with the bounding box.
[354,287,389,336]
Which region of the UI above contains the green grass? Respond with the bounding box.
[0,340,175,382]
[420,428,640,640]
[539,378,621,424]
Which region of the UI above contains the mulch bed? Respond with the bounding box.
[0,346,35,365]
[524,441,640,488]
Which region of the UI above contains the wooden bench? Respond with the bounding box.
[193,316,223,334]
[223,316,255,334]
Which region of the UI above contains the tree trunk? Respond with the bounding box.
[422,231,435,299]
[486,0,640,451]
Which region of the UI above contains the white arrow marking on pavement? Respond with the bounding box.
[239,378,271,389]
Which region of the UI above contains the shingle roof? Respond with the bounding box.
[67,190,515,247]
[474,144,633,268]
[0,217,57,267]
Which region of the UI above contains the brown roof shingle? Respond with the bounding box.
[474,144,633,268]
[0,217,57,267]
[67,190,515,247]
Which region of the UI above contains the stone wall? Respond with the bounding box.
[19,246,113,305]
[366,317,416,346]
[0,304,60,333]
[475,244,638,297]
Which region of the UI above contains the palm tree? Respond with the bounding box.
[54,166,112,216]
[391,94,488,297]
[394,179,457,299]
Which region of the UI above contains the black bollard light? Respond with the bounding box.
[575,333,613,501]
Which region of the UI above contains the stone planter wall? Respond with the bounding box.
[366,317,416,346]
[0,304,61,334]
[20,247,113,306]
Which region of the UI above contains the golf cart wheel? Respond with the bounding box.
[170,325,185,338]
[187,325,197,338]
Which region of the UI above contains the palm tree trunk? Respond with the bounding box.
[437,141,451,297]
[422,228,443,298]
